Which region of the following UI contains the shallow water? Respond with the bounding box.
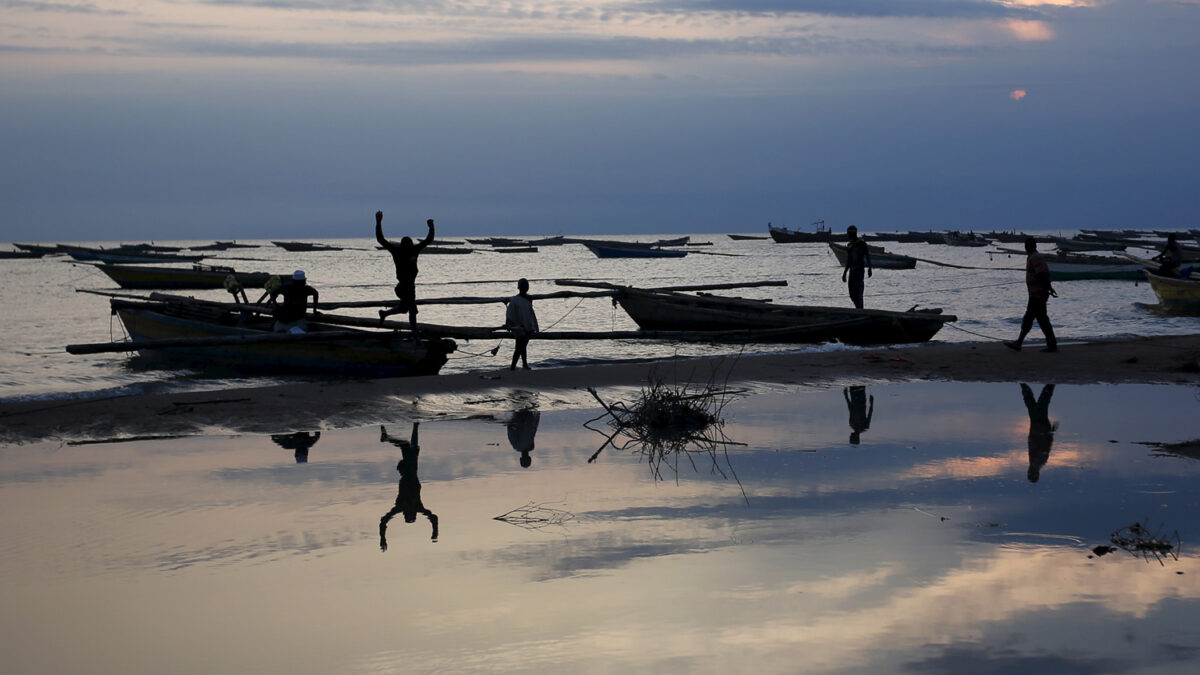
[1,233,1196,401]
[2,381,1199,673]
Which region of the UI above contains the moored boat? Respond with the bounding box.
[768,221,849,243]
[1142,270,1200,314]
[828,242,917,270]
[95,263,277,290]
[98,298,456,377]
[611,286,955,345]
[272,241,345,252]
[941,231,989,247]
[1043,253,1147,281]
[61,245,206,264]
[584,244,688,259]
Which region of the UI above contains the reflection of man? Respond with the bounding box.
[270,431,321,464]
[844,386,874,445]
[379,423,438,549]
[507,408,540,468]
[1021,383,1057,483]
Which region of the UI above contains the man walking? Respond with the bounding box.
[841,225,872,309]
[1005,237,1058,352]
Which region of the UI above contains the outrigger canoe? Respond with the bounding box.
[609,286,955,345]
[828,242,917,270]
[93,298,456,377]
[95,263,277,290]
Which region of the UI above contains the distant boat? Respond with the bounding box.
[1142,270,1200,314]
[584,244,688,259]
[0,249,44,259]
[1053,237,1126,253]
[61,245,206,264]
[272,241,344,252]
[94,263,276,290]
[727,234,769,240]
[13,243,63,255]
[828,242,917,270]
[421,246,475,255]
[941,231,989,247]
[610,286,955,345]
[489,246,538,254]
[768,221,849,243]
[566,236,690,249]
[189,241,259,251]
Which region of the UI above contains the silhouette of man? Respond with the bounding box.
[270,431,321,464]
[1005,236,1058,353]
[841,225,872,309]
[269,270,319,333]
[507,408,540,468]
[376,211,434,342]
[1021,383,1057,483]
[1154,233,1184,278]
[379,423,438,549]
[844,386,874,445]
[505,278,539,370]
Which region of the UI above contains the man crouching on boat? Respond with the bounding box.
[270,270,320,333]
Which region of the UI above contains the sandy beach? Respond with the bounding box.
[3,333,1199,445]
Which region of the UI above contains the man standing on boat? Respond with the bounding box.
[841,225,872,309]
[376,211,434,342]
[1153,232,1184,278]
[270,270,319,333]
[1005,237,1058,353]
[505,278,539,370]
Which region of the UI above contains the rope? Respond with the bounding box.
[541,296,587,331]
[944,323,1009,341]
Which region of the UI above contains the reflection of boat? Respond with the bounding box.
[769,221,848,243]
[1143,270,1200,314]
[828,242,917,270]
[95,263,276,290]
[584,244,687,259]
[611,286,955,345]
[272,241,344,252]
[96,297,457,376]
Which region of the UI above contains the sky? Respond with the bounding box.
[1,0,1198,240]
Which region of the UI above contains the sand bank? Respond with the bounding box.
[3,334,1199,444]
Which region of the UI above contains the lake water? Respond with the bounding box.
[2,380,1198,673]
[1,232,1197,402]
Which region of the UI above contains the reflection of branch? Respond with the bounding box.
[584,364,749,503]
[1109,520,1181,566]
[494,501,575,530]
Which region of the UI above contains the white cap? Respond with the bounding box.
[293,270,305,281]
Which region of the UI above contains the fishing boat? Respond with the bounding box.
[61,245,206,264]
[13,243,62,255]
[941,231,989,247]
[583,243,688,259]
[89,297,456,377]
[272,241,345,252]
[1142,271,1200,314]
[490,246,538,254]
[609,286,955,345]
[94,263,277,290]
[1043,253,1148,281]
[188,241,259,251]
[727,234,769,240]
[0,249,45,259]
[1053,237,1126,253]
[828,242,917,270]
[768,221,849,243]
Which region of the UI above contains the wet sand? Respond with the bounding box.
[3,333,1199,444]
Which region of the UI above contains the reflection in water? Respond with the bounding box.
[1021,383,1057,483]
[379,423,439,549]
[507,408,540,468]
[844,386,874,445]
[270,431,321,464]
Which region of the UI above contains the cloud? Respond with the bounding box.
[1010,88,1028,99]
[1,0,128,13]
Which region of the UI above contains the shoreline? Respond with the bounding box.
[2,334,1199,444]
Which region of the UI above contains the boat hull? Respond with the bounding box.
[1046,261,1146,281]
[1143,271,1200,314]
[828,243,917,270]
[98,265,275,290]
[614,289,954,345]
[586,245,687,258]
[113,301,455,377]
